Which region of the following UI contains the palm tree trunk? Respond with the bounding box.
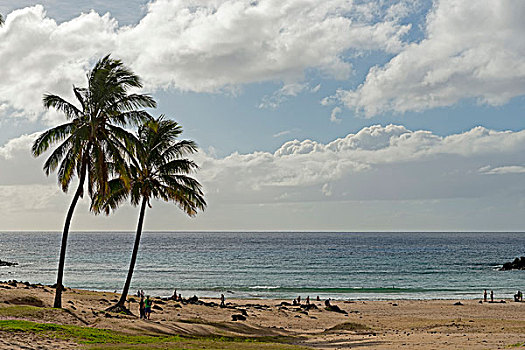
[53,156,88,308]
[116,197,147,307]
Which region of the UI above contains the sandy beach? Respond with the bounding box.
[1,280,525,349]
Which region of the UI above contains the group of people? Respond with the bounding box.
[292,295,320,305]
[483,289,494,303]
[483,289,524,303]
[171,289,183,302]
[137,290,152,319]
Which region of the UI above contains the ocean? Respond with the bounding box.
[1,231,524,300]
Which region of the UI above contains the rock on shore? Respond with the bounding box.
[500,257,525,271]
[0,259,18,267]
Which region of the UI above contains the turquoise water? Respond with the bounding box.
[1,231,524,300]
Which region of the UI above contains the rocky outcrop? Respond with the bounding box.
[0,260,18,267]
[500,257,525,271]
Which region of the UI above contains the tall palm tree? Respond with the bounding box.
[94,116,206,311]
[32,55,156,308]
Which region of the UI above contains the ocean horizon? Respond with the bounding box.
[1,231,524,301]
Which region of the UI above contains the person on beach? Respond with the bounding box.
[316,295,320,301]
[139,296,145,319]
[172,289,177,301]
[145,295,152,319]
[490,290,494,302]
[178,293,182,302]
[483,289,487,302]
[306,296,310,305]
[220,294,225,307]
[297,296,301,304]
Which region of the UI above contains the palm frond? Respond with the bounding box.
[32,122,75,157]
[43,94,82,120]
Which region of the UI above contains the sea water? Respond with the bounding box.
[1,231,524,300]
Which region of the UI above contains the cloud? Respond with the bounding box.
[195,124,525,205]
[0,1,412,122]
[120,0,410,92]
[330,106,342,123]
[3,124,525,230]
[481,165,525,175]
[273,130,291,138]
[327,0,525,116]
[259,82,323,109]
[0,6,117,122]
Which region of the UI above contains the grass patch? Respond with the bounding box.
[0,320,306,349]
[0,305,52,318]
[0,320,181,344]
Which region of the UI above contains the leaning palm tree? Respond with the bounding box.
[94,116,206,312]
[32,55,156,308]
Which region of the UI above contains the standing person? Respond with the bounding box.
[297,296,301,304]
[490,290,494,302]
[145,296,152,319]
[220,294,225,307]
[139,296,145,319]
[172,289,177,301]
[483,289,487,302]
[306,296,310,305]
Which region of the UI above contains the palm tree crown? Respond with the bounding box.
[32,55,156,199]
[97,116,206,215]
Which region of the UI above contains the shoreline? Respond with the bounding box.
[2,280,525,349]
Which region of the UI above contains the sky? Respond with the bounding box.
[1,0,525,231]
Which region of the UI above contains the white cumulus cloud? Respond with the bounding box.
[328,0,525,116]
[0,0,412,123]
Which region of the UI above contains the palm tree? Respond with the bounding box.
[32,55,156,308]
[94,116,206,312]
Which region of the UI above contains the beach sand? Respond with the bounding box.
[1,281,525,349]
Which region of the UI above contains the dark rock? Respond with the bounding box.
[0,260,18,267]
[454,301,463,306]
[152,305,163,311]
[500,256,525,270]
[187,295,199,304]
[231,314,246,321]
[324,300,347,314]
[301,303,318,310]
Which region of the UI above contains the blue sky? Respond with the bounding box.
[1,0,525,231]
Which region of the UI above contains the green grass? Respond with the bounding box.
[0,320,307,350]
[0,305,50,318]
[0,320,181,344]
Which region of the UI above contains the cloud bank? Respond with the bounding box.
[329,0,525,116]
[0,0,411,123]
[3,124,525,230]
